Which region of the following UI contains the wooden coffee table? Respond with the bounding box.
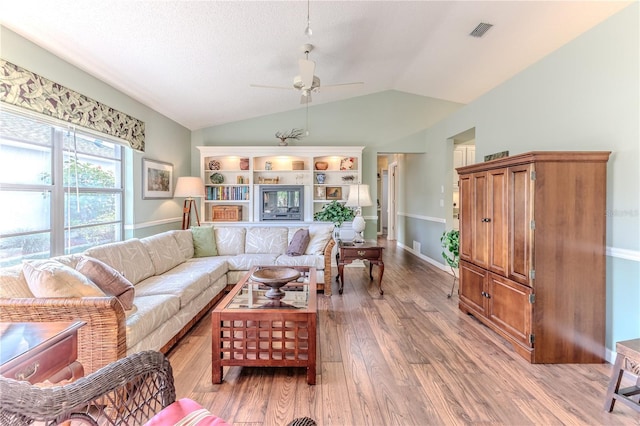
[212,266,317,385]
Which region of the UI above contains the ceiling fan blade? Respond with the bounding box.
[319,82,364,91]
[298,59,315,88]
[250,84,294,90]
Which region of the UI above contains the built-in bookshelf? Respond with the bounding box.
[197,146,364,223]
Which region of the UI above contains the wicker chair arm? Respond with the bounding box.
[323,237,336,288]
[0,297,127,374]
[0,350,175,426]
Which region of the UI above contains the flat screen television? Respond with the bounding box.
[259,185,304,221]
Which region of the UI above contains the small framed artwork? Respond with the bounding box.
[315,186,326,199]
[142,158,174,199]
[326,186,342,200]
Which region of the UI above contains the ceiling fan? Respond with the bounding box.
[251,44,363,104]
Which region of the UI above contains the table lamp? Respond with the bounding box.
[345,183,373,243]
[174,176,205,229]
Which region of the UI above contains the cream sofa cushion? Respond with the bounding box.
[141,232,184,274]
[85,239,156,285]
[306,223,335,255]
[0,264,33,297]
[276,254,324,270]
[170,230,195,260]
[227,254,279,271]
[125,294,180,349]
[245,227,288,254]
[23,259,105,298]
[214,227,246,255]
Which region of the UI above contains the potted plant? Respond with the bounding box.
[314,201,355,238]
[440,229,459,298]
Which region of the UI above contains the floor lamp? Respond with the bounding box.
[174,177,205,230]
[345,183,373,243]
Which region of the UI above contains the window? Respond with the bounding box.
[0,109,124,267]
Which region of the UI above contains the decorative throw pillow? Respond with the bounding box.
[22,259,105,298]
[305,223,335,255]
[76,256,135,310]
[287,229,310,256]
[191,226,218,257]
[145,398,230,426]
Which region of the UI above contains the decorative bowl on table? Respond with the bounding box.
[250,268,301,301]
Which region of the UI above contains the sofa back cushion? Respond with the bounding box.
[305,223,335,255]
[191,226,218,257]
[85,239,155,285]
[23,259,105,298]
[214,227,246,255]
[245,227,288,254]
[141,232,185,274]
[170,230,195,259]
[0,264,33,298]
[76,256,135,310]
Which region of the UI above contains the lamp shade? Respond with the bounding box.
[174,177,205,198]
[345,184,372,208]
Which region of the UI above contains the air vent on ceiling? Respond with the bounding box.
[470,22,493,38]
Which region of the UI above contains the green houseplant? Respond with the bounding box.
[313,200,355,229]
[440,229,460,298]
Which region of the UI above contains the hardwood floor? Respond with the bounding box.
[168,238,639,425]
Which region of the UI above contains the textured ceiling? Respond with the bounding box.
[0,1,632,130]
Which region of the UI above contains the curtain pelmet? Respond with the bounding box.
[0,59,145,152]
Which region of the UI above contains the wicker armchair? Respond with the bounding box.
[0,350,174,425]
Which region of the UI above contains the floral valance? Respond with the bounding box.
[0,59,145,151]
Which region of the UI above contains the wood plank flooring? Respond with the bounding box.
[167,238,639,425]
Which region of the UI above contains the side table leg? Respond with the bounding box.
[338,264,344,294]
[369,261,374,280]
[378,263,385,295]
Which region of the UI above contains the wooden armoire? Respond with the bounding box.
[456,151,610,363]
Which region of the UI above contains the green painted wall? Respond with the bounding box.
[1,26,192,236]
[387,3,639,349]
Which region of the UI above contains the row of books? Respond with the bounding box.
[206,186,250,201]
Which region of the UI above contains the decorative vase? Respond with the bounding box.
[315,161,328,170]
[208,159,221,170]
[240,158,249,170]
[316,172,326,184]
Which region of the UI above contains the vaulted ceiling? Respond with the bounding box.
[0,1,632,130]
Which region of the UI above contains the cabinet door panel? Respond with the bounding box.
[459,174,473,262]
[459,261,487,316]
[509,165,533,284]
[488,168,508,275]
[488,273,533,348]
[471,172,489,268]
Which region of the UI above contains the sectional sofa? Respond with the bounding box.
[0,224,335,375]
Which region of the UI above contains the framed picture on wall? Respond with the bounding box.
[325,186,342,201]
[142,158,174,199]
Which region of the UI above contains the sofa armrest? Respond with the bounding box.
[0,297,126,374]
[322,238,336,294]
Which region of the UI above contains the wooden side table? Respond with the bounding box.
[0,321,85,384]
[604,338,640,413]
[336,241,385,295]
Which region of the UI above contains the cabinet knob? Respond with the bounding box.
[481,218,492,223]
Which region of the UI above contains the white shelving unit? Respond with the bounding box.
[197,146,363,223]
